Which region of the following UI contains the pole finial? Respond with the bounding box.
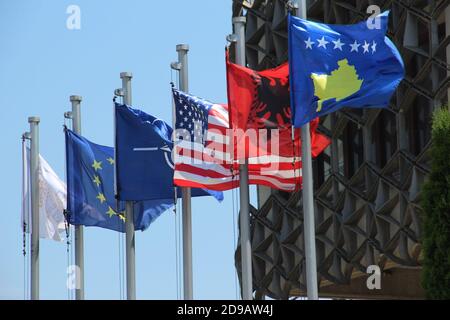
[176,44,189,52]
[28,116,40,124]
[120,72,133,79]
[70,95,82,102]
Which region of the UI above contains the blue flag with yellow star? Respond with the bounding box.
[288,11,404,127]
[115,103,224,202]
[65,129,172,232]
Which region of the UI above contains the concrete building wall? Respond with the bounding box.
[233,0,449,299]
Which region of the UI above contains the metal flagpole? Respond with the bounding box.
[233,16,253,301]
[176,44,194,300]
[446,5,450,109]
[295,0,319,300]
[70,95,85,300]
[120,72,136,300]
[28,116,40,300]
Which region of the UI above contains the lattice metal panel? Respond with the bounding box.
[233,0,450,299]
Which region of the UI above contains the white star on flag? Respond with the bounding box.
[304,37,314,49]
[371,41,377,53]
[332,38,345,51]
[362,41,370,53]
[350,40,360,52]
[317,36,329,49]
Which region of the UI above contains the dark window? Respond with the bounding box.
[313,146,331,189]
[342,121,364,178]
[372,110,398,167]
[405,97,432,156]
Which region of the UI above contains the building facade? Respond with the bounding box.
[233,0,450,299]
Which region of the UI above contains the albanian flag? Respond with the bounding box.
[226,59,291,130]
[226,53,330,159]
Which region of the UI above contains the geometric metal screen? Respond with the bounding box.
[233,0,449,299]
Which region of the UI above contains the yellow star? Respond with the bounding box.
[118,214,126,222]
[96,193,106,204]
[93,175,101,187]
[92,160,102,171]
[107,157,115,165]
[106,207,117,218]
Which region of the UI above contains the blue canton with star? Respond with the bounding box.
[173,88,212,146]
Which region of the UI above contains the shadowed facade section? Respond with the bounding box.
[233,0,449,299]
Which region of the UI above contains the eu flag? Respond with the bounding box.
[288,11,404,127]
[65,129,172,232]
[115,103,224,202]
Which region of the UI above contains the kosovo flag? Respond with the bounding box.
[288,11,405,127]
[65,129,172,232]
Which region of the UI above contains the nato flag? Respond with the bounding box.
[288,11,404,127]
[65,129,172,232]
[115,103,223,202]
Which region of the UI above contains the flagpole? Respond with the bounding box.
[70,95,85,300]
[233,16,253,301]
[295,0,319,300]
[120,72,136,300]
[176,44,194,300]
[28,116,40,300]
[446,6,450,109]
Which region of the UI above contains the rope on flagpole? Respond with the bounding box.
[63,116,76,300]
[171,69,185,300]
[117,231,122,299]
[62,122,73,300]
[170,68,181,299]
[177,199,182,298]
[121,233,124,300]
[291,127,300,191]
[173,170,180,299]
[230,162,240,300]
[231,186,239,300]
[63,216,71,300]
[120,94,127,300]
[117,232,122,300]
[21,135,29,300]
[173,190,182,300]
[119,222,125,299]
[113,95,123,300]
[63,118,71,299]
[174,201,179,300]
[227,117,240,299]
[113,94,127,300]
[23,240,26,300]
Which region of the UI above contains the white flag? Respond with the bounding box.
[22,145,67,242]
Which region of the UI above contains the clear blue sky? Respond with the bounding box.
[0,0,258,300]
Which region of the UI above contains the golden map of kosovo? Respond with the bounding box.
[310,59,363,112]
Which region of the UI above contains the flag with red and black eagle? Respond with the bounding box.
[226,59,291,130]
[225,52,331,161]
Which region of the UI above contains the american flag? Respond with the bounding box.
[172,88,302,191]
